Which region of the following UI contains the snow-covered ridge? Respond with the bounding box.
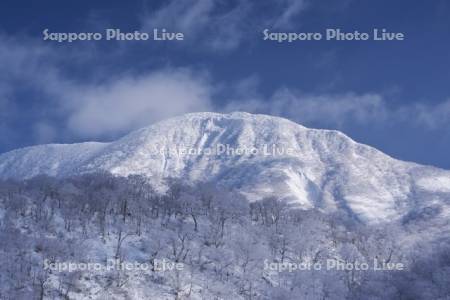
[1,112,449,223]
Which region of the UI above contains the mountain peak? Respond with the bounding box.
[0,112,449,223]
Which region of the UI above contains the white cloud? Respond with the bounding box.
[411,100,450,129]
[0,36,215,140]
[1,33,450,149]
[63,69,214,137]
[142,0,251,51]
[141,0,308,51]
[272,0,308,29]
[145,0,215,34]
[270,89,388,126]
[224,87,387,127]
[224,86,450,130]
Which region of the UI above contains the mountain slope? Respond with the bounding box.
[1,112,449,223]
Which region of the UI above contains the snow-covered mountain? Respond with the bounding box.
[1,112,449,223]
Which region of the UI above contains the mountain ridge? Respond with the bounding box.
[1,112,449,223]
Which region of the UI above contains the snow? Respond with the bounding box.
[0,112,450,223]
[416,176,450,193]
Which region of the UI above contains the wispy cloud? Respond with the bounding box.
[142,0,251,51]
[144,0,216,34]
[272,0,308,29]
[224,84,450,130]
[1,32,450,151]
[141,0,309,51]
[0,35,214,142]
[409,100,450,129]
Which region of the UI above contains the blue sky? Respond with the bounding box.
[1,0,450,168]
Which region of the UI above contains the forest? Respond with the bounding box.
[0,173,449,299]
